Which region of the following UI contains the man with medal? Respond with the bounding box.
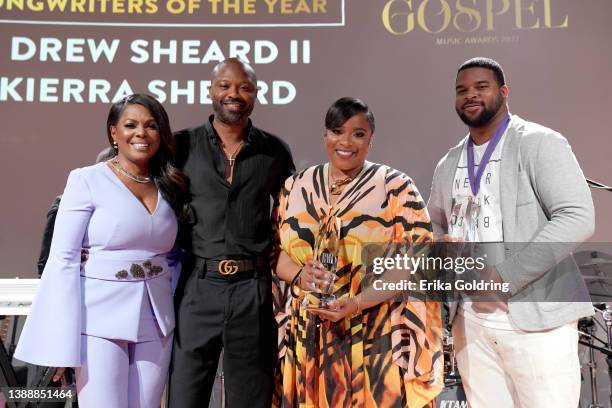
[428,57,595,407]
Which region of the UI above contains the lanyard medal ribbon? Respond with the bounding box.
[466,115,511,196]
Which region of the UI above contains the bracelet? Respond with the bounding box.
[290,267,303,298]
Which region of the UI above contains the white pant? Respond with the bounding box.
[452,313,580,408]
[75,334,172,408]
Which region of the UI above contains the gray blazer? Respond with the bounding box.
[428,115,595,330]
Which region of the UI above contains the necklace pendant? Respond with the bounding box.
[329,176,352,195]
[221,139,244,169]
[330,183,340,195]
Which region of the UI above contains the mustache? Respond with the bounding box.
[222,97,246,105]
[462,100,483,109]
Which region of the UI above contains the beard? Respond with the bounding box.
[456,91,505,127]
[212,98,253,125]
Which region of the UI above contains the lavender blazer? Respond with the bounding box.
[15,162,179,367]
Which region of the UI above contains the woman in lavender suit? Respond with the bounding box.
[15,94,190,408]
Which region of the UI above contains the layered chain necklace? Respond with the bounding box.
[330,175,353,195]
[329,165,363,195]
[109,157,152,183]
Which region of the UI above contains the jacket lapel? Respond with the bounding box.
[441,139,466,218]
[499,116,521,241]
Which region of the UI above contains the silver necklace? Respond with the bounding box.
[219,140,245,179]
[110,158,152,184]
[221,140,245,167]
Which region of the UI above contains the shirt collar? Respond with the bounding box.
[205,114,254,146]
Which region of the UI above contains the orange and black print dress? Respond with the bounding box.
[273,162,443,408]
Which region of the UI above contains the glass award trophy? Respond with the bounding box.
[307,216,341,309]
[449,195,480,243]
[448,195,480,279]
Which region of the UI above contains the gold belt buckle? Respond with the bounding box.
[218,260,239,275]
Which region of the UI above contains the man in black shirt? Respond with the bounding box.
[168,58,295,408]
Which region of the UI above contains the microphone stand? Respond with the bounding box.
[602,307,612,408]
[586,177,612,406]
[579,317,608,407]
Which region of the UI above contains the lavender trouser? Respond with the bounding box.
[75,333,172,408]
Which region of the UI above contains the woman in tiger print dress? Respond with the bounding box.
[273,97,443,408]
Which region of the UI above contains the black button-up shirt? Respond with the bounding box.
[175,115,295,259]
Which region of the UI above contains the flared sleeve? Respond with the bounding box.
[15,168,93,367]
[271,175,297,361]
[388,171,444,407]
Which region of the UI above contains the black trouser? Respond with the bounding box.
[168,257,277,408]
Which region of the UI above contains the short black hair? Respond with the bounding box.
[457,57,506,86]
[325,97,375,133]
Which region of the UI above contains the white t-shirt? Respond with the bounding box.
[452,130,515,330]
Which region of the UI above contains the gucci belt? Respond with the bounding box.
[218,260,239,275]
[204,257,267,276]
